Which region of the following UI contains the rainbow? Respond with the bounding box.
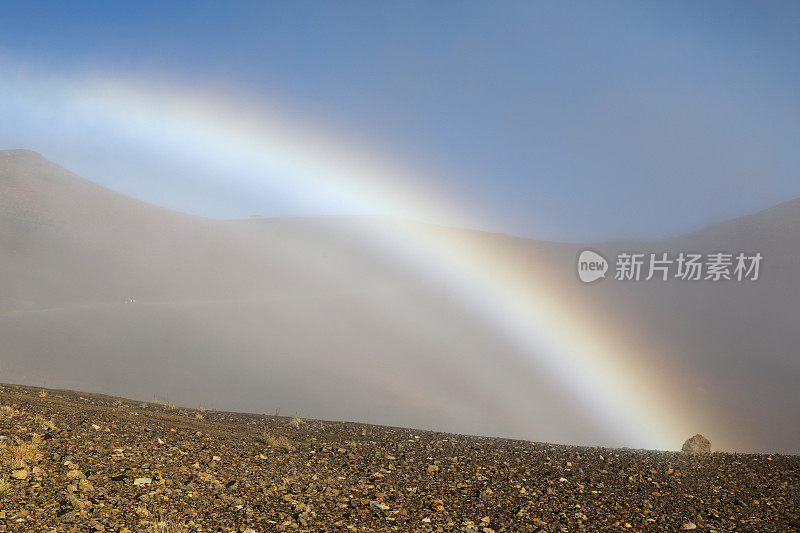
[0,60,698,450]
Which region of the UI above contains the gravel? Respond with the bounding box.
[1,383,798,532]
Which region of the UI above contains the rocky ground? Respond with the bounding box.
[0,384,798,532]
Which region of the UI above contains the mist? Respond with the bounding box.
[2,150,799,453]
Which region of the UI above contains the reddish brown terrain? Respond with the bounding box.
[0,383,798,532]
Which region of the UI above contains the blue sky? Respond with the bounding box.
[1,1,799,240]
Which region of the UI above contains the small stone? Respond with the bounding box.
[427,465,439,473]
[682,522,697,530]
[11,468,28,480]
[369,501,390,512]
[133,477,152,486]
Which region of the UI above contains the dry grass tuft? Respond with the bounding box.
[289,415,304,429]
[0,478,9,498]
[3,441,39,469]
[153,397,177,409]
[0,405,18,418]
[32,414,56,431]
[259,431,294,453]
[148,518,189,533]
[38,389,48,398]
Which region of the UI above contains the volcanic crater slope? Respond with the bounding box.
[3,149,800,453]
[1,384,799,532]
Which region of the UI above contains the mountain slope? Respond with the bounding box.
[1,150,799,453]
[0,150,595,447]
[2,383,798,531]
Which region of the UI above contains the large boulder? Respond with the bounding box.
[682,434,711,453]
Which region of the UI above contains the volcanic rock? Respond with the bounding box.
[682,434,711,454]
[0,383,797,531]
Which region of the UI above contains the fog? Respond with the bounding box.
[2,149,799,453]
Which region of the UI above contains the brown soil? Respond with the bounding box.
[0,383,798,532]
